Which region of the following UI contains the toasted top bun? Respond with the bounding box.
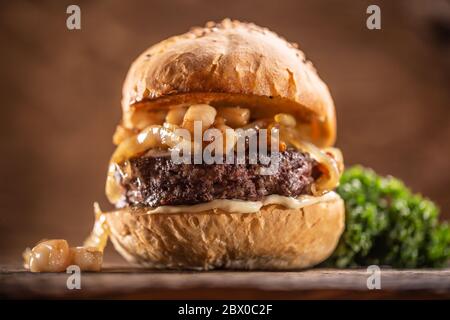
[121,19,336,147]
[106,194,345,270]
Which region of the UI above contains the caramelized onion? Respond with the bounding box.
[83,203,109,252]
[279,126,340,194]
[323,147,344,174]
[217,107,250,127]
[274,113,296,127]
[111,125,165,164]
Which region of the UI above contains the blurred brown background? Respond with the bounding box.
[0,0,449,264]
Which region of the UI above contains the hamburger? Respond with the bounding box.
[103,19,345,270]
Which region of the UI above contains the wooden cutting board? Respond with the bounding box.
[1,265,449,299]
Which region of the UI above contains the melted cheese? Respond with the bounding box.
[138,191,339,215]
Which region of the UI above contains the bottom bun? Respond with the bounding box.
[106,195,345,270]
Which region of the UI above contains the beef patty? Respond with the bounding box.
[114,149,318,207]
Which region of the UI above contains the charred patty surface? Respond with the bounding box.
[115,149,317,207]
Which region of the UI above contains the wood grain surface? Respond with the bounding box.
[1,265,449,299]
